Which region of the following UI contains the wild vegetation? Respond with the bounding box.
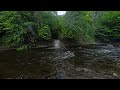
[1,11,120,79]
[0,11,120,50]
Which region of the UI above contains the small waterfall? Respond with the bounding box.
[54,40,61,49]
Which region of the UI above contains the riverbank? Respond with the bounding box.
[0,39,120,52]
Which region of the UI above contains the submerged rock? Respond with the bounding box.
[76,68,92,72]
[97,49,111,53]
[56,73,65,79]
[103,49,111,53]
[83,68,91,72]
[106,44,114,48]
[6,78,13,79]
[54,51,75,60]
[76,68,84,72]
[113,73,118,77]
[62,51,75,59]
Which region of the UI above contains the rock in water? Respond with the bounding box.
[76,68,84,72]
[103,49,111,53]
[97,49,111,53]
[62,51,75,59]
[56,73,65,79]
[83,68,90,72]
[106,44,114,48]
[76,68,92,72]
[113,73,118,77]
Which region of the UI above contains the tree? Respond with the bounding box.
[0,11,61,49]
[95,11,120,42]
[61,11,95,43]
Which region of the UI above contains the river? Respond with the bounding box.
[0,42,120,79]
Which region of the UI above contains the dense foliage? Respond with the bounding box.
[95,11,120,42]
[61,11,95,43]
[0,11,59,49]
[0,11,120,50]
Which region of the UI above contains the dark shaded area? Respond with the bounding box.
[112,39,120,42]
[0,31,5,38]
[51,29,61,39]
[61,38,81,47]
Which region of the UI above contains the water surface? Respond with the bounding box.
[0,44,120,79]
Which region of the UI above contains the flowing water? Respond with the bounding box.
[54,40,61,49]
[0,41,120,79]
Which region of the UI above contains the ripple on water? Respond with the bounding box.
[1,44,120,79]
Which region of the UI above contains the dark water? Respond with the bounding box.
[0,44,120,79]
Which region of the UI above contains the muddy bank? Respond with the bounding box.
[0,39,81,51]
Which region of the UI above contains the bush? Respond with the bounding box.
[38,25,51,40]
